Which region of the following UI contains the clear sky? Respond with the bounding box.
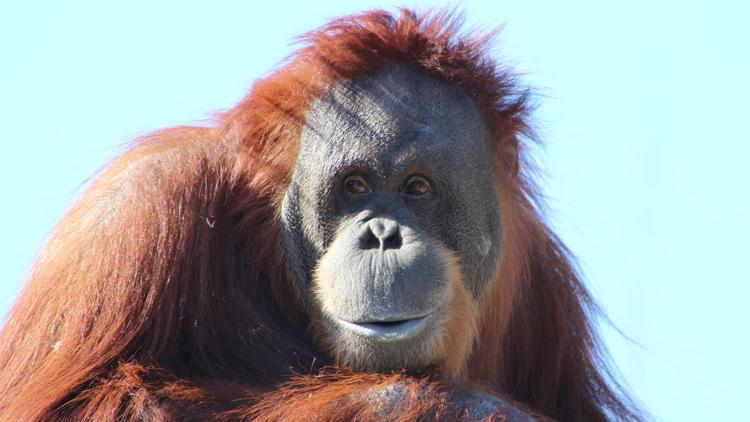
[1,1,748,420]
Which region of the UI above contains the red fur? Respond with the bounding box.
[0,9,639,421]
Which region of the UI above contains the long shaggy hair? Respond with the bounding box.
[0,9,640,421]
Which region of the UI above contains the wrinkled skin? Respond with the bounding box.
[280,64,523,419]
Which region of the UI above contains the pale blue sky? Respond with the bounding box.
[1,1,748,420]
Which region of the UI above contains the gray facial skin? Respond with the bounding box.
[281,63,502,370]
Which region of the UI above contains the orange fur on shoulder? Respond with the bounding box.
[0,9,639,421]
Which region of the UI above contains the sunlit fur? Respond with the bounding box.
[437,250,477,380]
[0,9,641,421]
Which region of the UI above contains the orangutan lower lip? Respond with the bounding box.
[337,314,434,342]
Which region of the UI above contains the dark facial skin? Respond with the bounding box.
[281,64,502,372]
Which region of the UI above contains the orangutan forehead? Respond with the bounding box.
[300,63,491,162]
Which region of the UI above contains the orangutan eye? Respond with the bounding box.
[403,175,431,197]
[343,175,371,195]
